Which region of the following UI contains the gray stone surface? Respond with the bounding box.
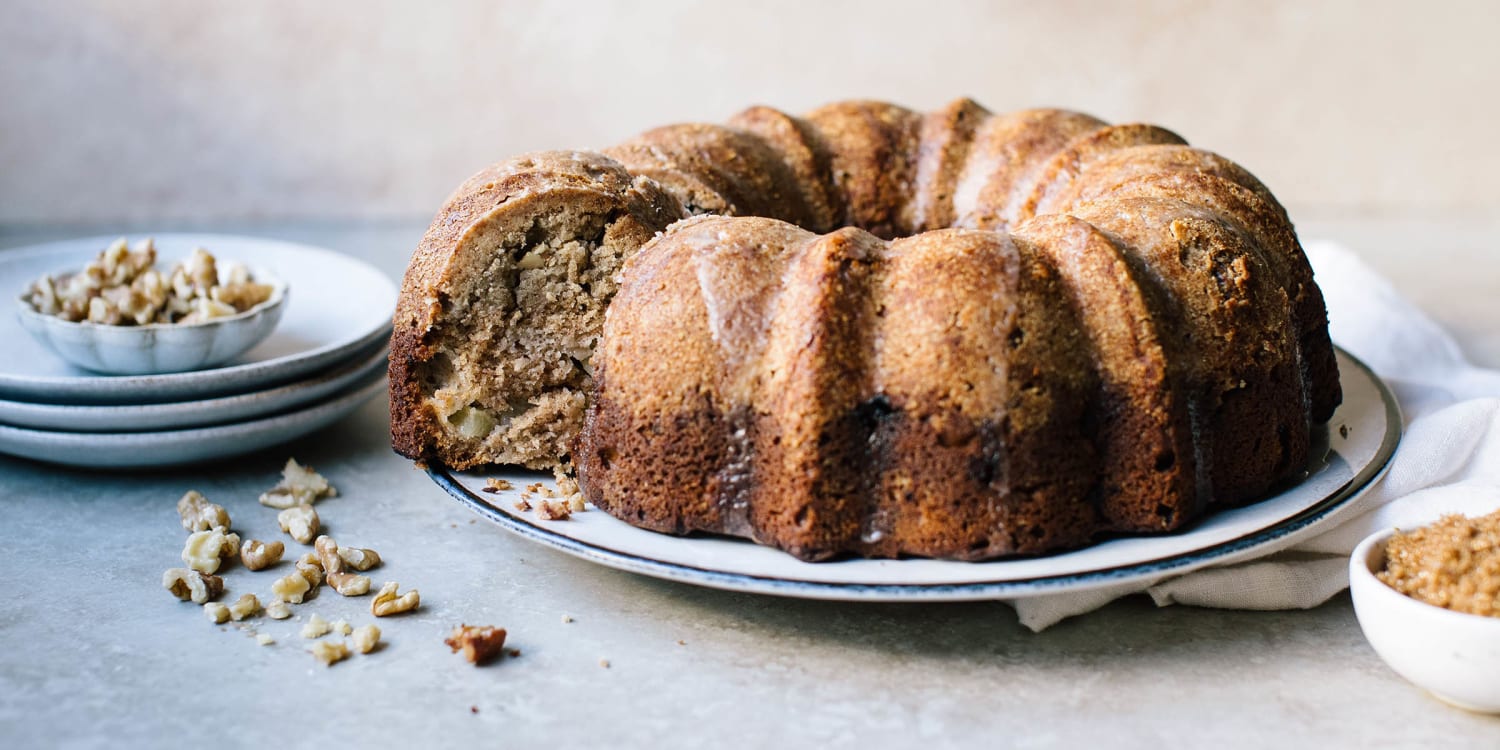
[2,219,1498,748]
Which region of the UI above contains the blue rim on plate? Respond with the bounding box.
[430,348,1401,601]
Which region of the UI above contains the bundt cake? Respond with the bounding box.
[390,98,1341,561]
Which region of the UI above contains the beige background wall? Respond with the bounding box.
[3,0,1498,224]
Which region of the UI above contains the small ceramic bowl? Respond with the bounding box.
[1350,527,1500,713]
[15,269,288,375]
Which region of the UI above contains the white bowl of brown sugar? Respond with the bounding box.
[1350,510,1500,713]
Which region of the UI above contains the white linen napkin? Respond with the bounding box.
[1009,241,1500,631]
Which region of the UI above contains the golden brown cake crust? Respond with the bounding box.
[392,98,1342,560]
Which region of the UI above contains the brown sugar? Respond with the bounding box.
[1378,509,1500,617]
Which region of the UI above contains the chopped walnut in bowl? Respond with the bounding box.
[16,237,288,374]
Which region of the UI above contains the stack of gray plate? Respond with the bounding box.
[0,234,396,468]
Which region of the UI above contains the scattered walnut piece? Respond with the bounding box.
[337,546,381,571]
[331,619,353,636]
[240,539,285,571]
[481,478,513,493]
[302,613,332,639]
[328,572,371,596]
[313,535,344,575]
[553,469,580,496]
[525,483,544,493]
[228,593,261,621]
[271,572,312,604]
[256,633,274,646]
[535,501,571,521]
[204,602,230,624]
[259,458,337,509]
[599,659,611,669]
[513,499,532,512]
[265,601,292,620]
[445,624,507,665]
[277,506,320,544]
[371,582,420,617]
[567,495,586,513]
[181,527,240,574]
[561,614,573,624]
[163,568,223,603]
[351,624,381,654]
[294,552,325,588]
[176,490,231,532]
[310,640,350,667]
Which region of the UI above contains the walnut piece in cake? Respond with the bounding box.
[259,458,338,509]
[445,624,507,665]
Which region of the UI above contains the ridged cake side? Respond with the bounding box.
[390,97,1342,558]
[575,216,1102,560]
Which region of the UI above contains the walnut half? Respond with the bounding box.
[328,572,371,597]
[371,582,419,617]
[313,535,344,575]
[277,506,319,545]
[181,527,240,574]
[240,539,285,571]
[176,490,231,532]
[337,546,381,571]
[271,572,312,604]
[445,624,508,665]
[163,568,223,603]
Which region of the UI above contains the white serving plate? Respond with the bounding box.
[0,234,395,404]
[0,375,386,469]
[0,344,387,433]
[433,348,1400,600]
